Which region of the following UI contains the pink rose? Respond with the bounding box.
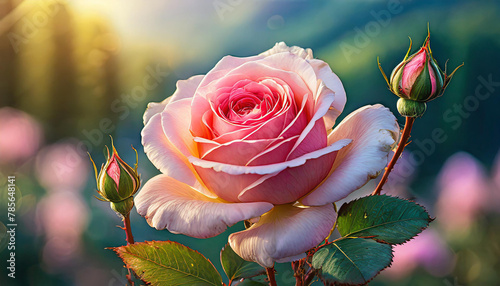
[136,42,399,267]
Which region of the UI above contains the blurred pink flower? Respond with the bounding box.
[494,151,500,188]
[436,152,489,234]
[35,141,89,192]
[0,107,42,165]
[490,149,500,212]
[383,228,454,279]
[37,191,89,270]
[35,142,90,270]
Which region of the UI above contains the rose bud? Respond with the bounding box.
[89,140,140,217]
[378,28,463,117]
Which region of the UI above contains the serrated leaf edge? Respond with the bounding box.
[338,195,434,245]
[111,240,222,286]
[315,238,395,286]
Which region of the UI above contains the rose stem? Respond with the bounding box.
[372,116,415,196]
[124,213,135,286]
[292,260,303,286]
[266,267,278,286]
[302,268,316,286]
[124,213,135,244]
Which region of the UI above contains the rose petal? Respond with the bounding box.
[210,88,306,144]
[191,96,214,139]
[143,75,203,125]
[308,59,346,129]
[198,55,316,117]
[229,204,335,267]
[246,135,299,166]
[135,174,273,238]
[402,51,426,94]
[274,91,309,141]
[237,148,337,204]
[255,53,317,108]
[191,52,319,144]
[196,55,265,93]
[286,119,327,161]
[301,104,399,206]
[142,113,214,197]
[143,97,171,126]
[190,139,351,203]
[170,75,204,103]
[286,81,333,160]
[208,78,293,136]
[196,137,282,165]
[260,42,313,60]
[190,55,268,138]
[189,138,351,175]
[161,98,199,158]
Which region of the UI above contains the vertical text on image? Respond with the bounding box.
[6,175,17,279]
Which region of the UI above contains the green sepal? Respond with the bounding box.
[403,37,413,62]
[429,56,444,98]
[397,98,427,118]
[377,57,391,90]
[117,161,136,198]
[131,144,139,173]
[94,194,108,202]
[103,172,122,201]
[390,62,405,97]
[409,56,433,101]
[110,197,134,218]
[88,152,99,190]
[442,62,465,95]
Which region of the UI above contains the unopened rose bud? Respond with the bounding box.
[390,40,443,102]
[378,27,463,117]
[89,139,140,217]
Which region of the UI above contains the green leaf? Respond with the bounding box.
[312,238,393,286]
[220,243,265,283]
[337,195,433,244]
[112,241,223,286]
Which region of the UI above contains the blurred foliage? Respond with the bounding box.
[0,0,499,285]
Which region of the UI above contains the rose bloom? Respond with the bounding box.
[136,43,399,267]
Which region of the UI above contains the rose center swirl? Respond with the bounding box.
[213,79,291,126]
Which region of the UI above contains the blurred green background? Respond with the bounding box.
[1,0,499,285]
